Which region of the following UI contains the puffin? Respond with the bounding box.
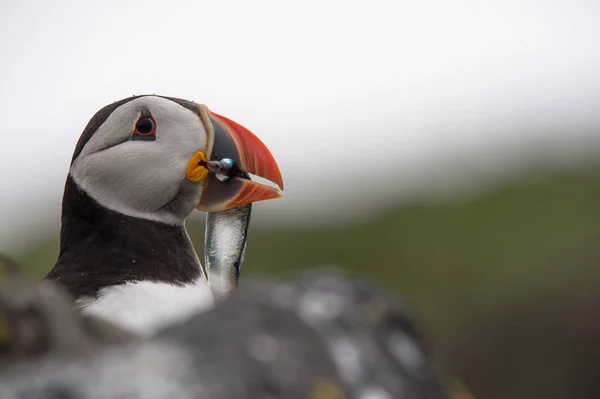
[44,95,284,335]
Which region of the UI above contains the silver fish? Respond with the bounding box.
[204,203,252,301]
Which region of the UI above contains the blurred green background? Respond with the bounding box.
[14,158,600,399]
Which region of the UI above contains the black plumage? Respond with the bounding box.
[45,175,201,301]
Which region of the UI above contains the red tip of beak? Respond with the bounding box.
[209,111,284,190]
[226,178,283,209]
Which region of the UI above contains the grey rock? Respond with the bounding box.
[0,256,131,369]
[0,260,448,399]
[223,271,448,399]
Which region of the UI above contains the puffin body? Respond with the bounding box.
[45,95,283,335]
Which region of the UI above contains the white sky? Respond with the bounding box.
[1,0,600,253]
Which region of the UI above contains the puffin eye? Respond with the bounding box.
[133,111,156,141]
[136,118,154,134]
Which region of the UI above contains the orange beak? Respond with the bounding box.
[196,107,284,212]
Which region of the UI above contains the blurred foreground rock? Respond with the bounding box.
[0,257,448,399]
[0,255,130,368]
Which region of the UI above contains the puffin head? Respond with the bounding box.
[69,95,283,225]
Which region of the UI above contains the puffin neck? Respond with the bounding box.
[45,176,203,300]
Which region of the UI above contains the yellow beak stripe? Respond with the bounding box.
[186,151,209,182]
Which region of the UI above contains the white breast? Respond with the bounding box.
[76,279,215,336]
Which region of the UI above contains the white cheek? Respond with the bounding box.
[71,96,208,224]
[73,142,188,211]
[79,111,138,157]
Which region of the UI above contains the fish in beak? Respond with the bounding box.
[193,106,283,300]
[196,105,283,212]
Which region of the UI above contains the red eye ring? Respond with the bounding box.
[134,113,156,136]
